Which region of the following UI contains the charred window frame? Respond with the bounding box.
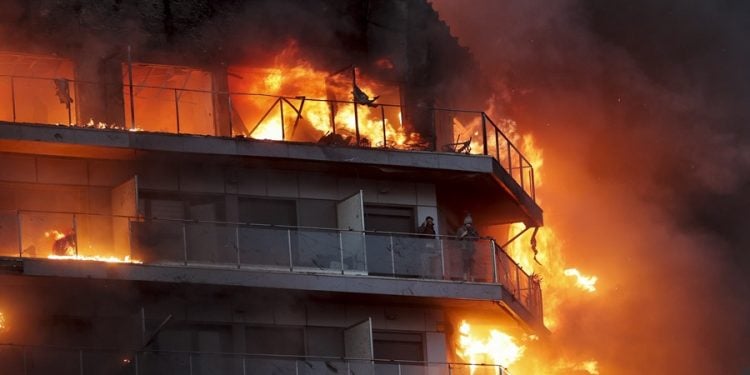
[244,324,345,357]
[138,191,226,221]
[364,205,416,233]
[372,330,425,362]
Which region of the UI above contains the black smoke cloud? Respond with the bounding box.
[432,0,750,373]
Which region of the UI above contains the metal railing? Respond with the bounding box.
[0,74,535,200]
[0,209,543,319]
[0,344,512,375]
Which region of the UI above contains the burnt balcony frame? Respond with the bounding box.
[0,74,536,201]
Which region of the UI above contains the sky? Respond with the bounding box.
[431,0,750,373]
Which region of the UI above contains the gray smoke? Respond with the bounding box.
[432,0,750,373]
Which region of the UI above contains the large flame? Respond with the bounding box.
[456,320,525,374]
[229,41,422,148]
[563,268,597,292]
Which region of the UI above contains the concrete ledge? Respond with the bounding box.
[19,257,504,301]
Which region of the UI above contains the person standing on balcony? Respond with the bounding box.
[456,213,480,280]
[418,216,436,236]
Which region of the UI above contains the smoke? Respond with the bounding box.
[431,0,750,373]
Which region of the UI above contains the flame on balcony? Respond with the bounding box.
[456,320,525,374]
[44,228,141,264]
[228,41,423,149]
[0,312,6,332]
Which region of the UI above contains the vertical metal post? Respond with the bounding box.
[481,113,488,155]
[174,89,180,133]
[235,225,241,269]
[287,229,293,271]
[242,356,246,375]
[397,363,402,375]
[10,76,16,122]
[490,240,498,283]
[227,95,234,136]
[72,214,79,256]
[339,232,345,275]
[439,239,445,279]
[380,105,387,148]
[134,353,140,375]
[389,235,395,276]
[279,99,285,140]
[17,210,23,258]
[79,349,84,375]
[188,353,193,375]
[507,143,512,177]
[515,265,521,298]
[127,45,136,129]
[182,223,188,266]
[67,84,73,125]
[494,129,500,161]
[531,167,536,200]
[352,68,361,146]
[295,359,300,375]
[519,162,525,191]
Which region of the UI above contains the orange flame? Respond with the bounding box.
[456,320,524,374]
[563,268,598,292]
[47,254,142,264]
[44,228,142,264]
[0,311,6,332]
[229,41,421,148]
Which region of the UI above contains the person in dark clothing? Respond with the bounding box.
[456,213,479,280]
[417,216,436,236]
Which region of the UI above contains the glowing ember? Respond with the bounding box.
[0,312,6,332]
[47,254,142,264]
[456,320,524,374]
[563,268,598,292]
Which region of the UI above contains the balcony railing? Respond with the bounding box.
[0,74,535,200]
[0,344,512,375]
[0,210,542,319]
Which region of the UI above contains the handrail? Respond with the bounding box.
[0,73,536,200]
[0,343,513,374]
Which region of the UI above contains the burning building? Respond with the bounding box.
[0,0,544,373]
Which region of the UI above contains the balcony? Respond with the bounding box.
[0,345,512,375]
[0,73,536,202]
[0,210,542,322]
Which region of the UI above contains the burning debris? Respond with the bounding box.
[46,229,76,256]
[456,320,525,373]
[563,269,598,293]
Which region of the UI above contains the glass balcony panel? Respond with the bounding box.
[25,347,80,375]
[238,226,290,269]
[400,363,428,375]
[374,362,402,375]
[136,351,190,375]
[244,357,297,374]
[297,358,350,374]
[130,220,185,264]
[185,222,238,267]
[191,352,244,375]
[364,234,394,276]
[391,236,442,279]
[19,212,75,258]
[291,228,340,272]
[341,231,367,273]
[82,351,136,375]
